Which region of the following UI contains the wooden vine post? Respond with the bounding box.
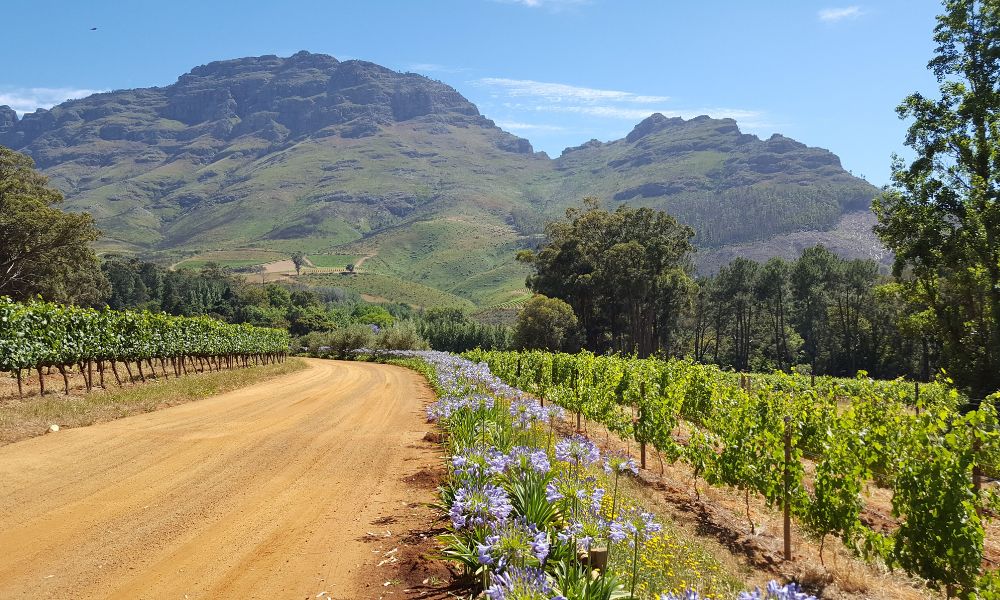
[972,416,983,515]
[639,381,647,470]
[783,415,793,561]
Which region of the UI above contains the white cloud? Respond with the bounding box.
[0,87,102,115]
[478,77,768,131]
[407,63,468,74]
[537,104,768,126]
[478,77,669,104]
[818,6,863,22]
[495,120,567,132]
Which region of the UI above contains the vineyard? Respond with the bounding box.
[465,349,1000,598]
[0,297,289,396]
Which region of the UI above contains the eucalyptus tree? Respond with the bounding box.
[0,146,107,305]
[517,198,695,356]
[874,0,1000,396]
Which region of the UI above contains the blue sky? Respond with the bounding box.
[0,0,942,185]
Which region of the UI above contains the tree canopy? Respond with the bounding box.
[873,0,1000,397]
[0,146,108,305]
[517,199,695,356]
[513,294,579,352]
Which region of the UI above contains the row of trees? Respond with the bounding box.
[516,225,932,382]
[689,247,931,380]
[514,0,1000,400]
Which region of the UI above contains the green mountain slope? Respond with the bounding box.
[537,114,878,247]
[0,52,882,307]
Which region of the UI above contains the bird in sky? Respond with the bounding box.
[90,27,98,31]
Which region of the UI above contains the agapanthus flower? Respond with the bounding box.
[504,446,551,475]
[485,566,565,600]
[555,434,600,466]
[612,508,662,545]
[603,452,639,475]
[556,520,601,551]
[661,591,704,600]
[609,519,627,543]
[510,399,545,429]
[477,519,550,571]
[450,482,512,529]
[545,481,563,502]
[737,581,817,600]
[590,487,606,513]
[451,448,507,481]
[545,404,566,422]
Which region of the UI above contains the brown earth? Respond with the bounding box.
[0,358,448,599]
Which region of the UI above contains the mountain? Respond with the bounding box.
[0,52,883,308]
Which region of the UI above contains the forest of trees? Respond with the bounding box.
[683,247,931,381]
[517,201,933,382]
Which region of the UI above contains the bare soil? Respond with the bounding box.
[0,359,449,599]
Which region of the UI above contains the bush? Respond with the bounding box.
[514,295,579,352]
[377,321,430,351]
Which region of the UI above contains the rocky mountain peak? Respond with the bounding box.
[0,106,17,134]
[624,113,684,143]
[0,52,536,163]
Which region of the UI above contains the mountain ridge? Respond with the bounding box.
[0,51,882,307]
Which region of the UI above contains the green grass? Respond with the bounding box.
[177,258,269,270]
[301,272,476,310]
[307,254,361,268]
[0,359,307,445]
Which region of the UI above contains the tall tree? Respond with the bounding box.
[715,257,760,371]
[291,251,306,276]
[0,146,108,305]
[517,199,694,356]
[756,257,793,370]
[791,246,838,377]
[873,0,1000,397]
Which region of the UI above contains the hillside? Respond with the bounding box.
[541,114,878,247]
[0,51,882,307]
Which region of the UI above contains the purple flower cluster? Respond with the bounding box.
[485,566,566,600]
[452,448,508,481]
[545,404,566,422]
[609,508,662,545]
[555,434,601,466]
[455,446,551,480]
[510,399,546,428]
[392,350,521,399]
[661,591,705,600]
[604,451,639,476]
[504,446,551,475]
[556,520,606,552]
[450,482,513,529]
[427,393,496,421]
[662,581,818,600]
[737,581,818,600]
[477,518,550,570]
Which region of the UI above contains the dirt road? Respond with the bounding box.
[0,359,440,599]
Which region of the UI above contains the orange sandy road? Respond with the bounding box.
[0,359,438,599]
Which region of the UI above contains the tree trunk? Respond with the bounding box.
[58,365,70,395]
[111,361,124,386]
